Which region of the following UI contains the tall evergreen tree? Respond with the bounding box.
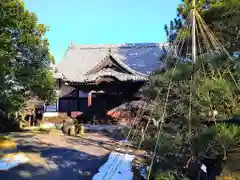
[140,1,240,179]
[165,0,240,54]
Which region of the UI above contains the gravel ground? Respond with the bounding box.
[0,131,116,180]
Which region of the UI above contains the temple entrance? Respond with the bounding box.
[90,92,109,123]
[58,80,145,124]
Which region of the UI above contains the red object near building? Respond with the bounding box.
[88,93,92,107]
[107,111,121,118]
[71,111,82,118]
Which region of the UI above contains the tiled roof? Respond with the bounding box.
[55,43,167,82]
[85,68,147,82]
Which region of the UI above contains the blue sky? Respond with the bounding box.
[24,0,180,62]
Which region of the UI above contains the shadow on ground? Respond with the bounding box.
[0,144,107,180]
[66,136,115,153]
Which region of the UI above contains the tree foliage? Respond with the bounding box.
[165,0,240,55]
[0,0,56,113]
[141,54,240,179]
[138,1,240,178]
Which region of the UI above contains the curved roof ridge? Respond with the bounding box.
[110,54,148,77]
[74,42,167,50]
[86,53,148,77]
[85,68,147,82]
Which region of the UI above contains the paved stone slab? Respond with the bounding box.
[0,132,116,180]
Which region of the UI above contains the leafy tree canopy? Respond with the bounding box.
[0,0,56,113]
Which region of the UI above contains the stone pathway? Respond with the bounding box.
[0,131,116,180]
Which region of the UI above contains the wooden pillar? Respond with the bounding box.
[56,100,59,112]
[88,92,92,107]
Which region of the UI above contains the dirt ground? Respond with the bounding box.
[0,130,117,180]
